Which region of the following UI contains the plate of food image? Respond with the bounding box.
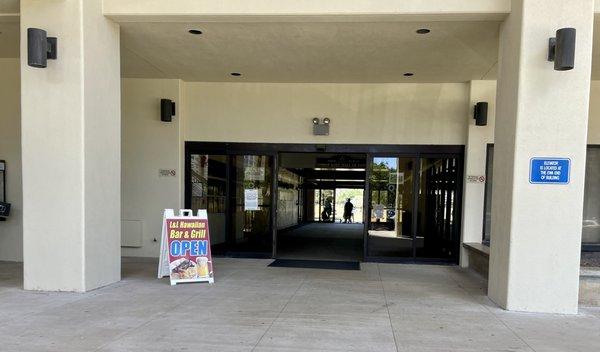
[170,258,198,279]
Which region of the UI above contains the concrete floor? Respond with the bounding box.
[1,259,600,352]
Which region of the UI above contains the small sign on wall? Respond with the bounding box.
[159,169,177,177]
[529,158,570,184]
[466,175,486,183]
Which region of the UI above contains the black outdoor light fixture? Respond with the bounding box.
[548,28,576,71]
[27,28,57,68]
[474,102,488,126]
[160,99,176,122]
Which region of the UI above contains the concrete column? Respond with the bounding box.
[460,80,496,268]
[21,0,121,291]
[489,0,593,313]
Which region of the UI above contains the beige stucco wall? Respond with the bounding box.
[82,0,122,291]
[460,80,496,267]
[183,82,470,145]
[20,0,121,291]
[0,58,22,262]
[487,0,593,314]
[121,78,184,258]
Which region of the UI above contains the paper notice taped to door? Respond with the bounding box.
[245,189,259,211]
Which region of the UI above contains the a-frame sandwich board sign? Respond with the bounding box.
[158,209,214,285]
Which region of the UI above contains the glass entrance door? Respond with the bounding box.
[189,153,273,257]
[229,155,273,255]
[189,154,228,252]
[186,143,462,262]
[416,157,460,260]
[366,155,460,262]
[367,156,416,258]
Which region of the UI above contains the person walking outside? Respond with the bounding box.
[343,198,354,223]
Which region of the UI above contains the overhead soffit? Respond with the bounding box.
[121,21,501,83]
[5,1,600,81]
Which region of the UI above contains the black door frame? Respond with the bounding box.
[185,146,277,258]
[364,152,464,264]
[185,142,464,262]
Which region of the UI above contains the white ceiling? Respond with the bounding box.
[5,16,600,82]
[120,21,500,83]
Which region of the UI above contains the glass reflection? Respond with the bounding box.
[231,155,272,254]
[190,154,228,249]
[367,157,415,258]
[583,148,600,245]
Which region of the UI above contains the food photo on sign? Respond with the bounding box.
[169,257,211,280]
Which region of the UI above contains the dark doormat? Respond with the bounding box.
[268,259,360,271]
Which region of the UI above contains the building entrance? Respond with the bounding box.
[185,143,463,263]
[276,153,367,261]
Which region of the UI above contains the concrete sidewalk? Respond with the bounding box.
[0,258,599,351]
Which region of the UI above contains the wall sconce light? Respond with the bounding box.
[160,99,176,122]
[27,28,57,68]
[548,28,576,71]
[474,102,488,126]
[312,117,331,136]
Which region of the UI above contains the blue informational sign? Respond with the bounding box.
[529,158,570,184]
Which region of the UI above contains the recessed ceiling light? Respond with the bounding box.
[403,72,414,77]
[188,29,203,35]
[416,28,431,34]
[230,72,242,77]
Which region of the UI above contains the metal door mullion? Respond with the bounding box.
[319,189,322,221]
[272,153,279,258]
[363,154,373,261]
[225,155,233,251]
[412,156,421,259]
